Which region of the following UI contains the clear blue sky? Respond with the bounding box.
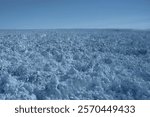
[0,0,150,29]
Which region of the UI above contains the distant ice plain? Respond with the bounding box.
[0,29,150,100]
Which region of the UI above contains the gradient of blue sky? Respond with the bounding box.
[0,0,150,29]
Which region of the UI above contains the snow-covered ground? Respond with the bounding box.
[0,29,150,100]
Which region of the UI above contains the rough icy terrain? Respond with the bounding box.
[0,29,150,100]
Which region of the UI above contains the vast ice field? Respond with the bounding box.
[0,29,150,100]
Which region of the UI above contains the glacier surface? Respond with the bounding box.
[0,29,150,100]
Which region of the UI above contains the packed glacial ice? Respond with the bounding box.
[0,29,150,100]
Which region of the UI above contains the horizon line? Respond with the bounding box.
[0,28,149,30]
